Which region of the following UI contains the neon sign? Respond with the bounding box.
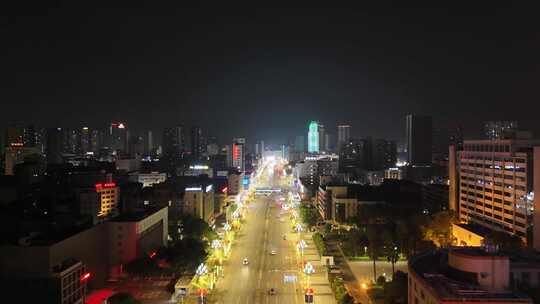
[95,182,116,190]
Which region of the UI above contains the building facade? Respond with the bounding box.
[409,248,535,304]
[449,139,540,249]
[337,124,351,151]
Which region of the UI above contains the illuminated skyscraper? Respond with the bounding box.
[308,121,319,153]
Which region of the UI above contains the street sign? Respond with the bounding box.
[283,274,298,283]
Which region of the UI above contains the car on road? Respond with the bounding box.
[243,258,249,265]
[268,288,276,295]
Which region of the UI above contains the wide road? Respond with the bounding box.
[216,168,304,304]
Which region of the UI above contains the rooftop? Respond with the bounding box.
[112,207,165,222]
[410,251,531,302]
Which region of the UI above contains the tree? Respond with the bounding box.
[179,214,217,241]
[485,230,524,250]
[313,232,326,255]
[300,203,320,228]
[383,271,408,304]
[331,276,348,303]
[422,211,456,247]
[340,293,354,304]
[367,225,381,282]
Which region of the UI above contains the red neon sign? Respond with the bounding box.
[149,251,157,259]
[233,144,239,160]
[95,182,116,191]
[80,272,91,282]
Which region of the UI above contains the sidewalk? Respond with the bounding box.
[325,239,370,304]
[301,232,337,304]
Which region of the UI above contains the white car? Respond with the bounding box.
[243,258,249,265]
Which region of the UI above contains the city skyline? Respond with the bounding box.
[2,4,540,142]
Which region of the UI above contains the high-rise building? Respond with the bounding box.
[325,134,332,152]
[339,139,362,170]
[294,135,305,153]
[406,114,432,166]
[90,129,100,153]
[232,138,245,171]
[5,124,24,147]
[308,121,319,153]
[108,122,128,153]
[143,130,154,156]
[128,135,144,157]
[80,127,90,154]
[433,126,463,163]
[162,126,185,170]
[63,128,81,154]
[449,139,540,249]
[318,123,326,152]
[337,124,351,151]
[23,125,36,147]
[484,121,519,140]
[191,126,204,160]
[46,128,64,164]
[373,139,397,170]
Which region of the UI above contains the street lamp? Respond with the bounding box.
[303,262,315,288]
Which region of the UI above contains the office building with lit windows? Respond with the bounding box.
[449,139,540,249]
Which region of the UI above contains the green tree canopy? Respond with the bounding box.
[300,203,320,228]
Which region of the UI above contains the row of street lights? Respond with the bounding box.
[190,165,261,303]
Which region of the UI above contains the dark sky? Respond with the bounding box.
[1,3,539,144]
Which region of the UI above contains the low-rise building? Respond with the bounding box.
[183,183,215,224]
[128,171,167,188]
[317,183,384,223]
[227,170,244,195]
[4,146,41,175]
[0,206,168,299]
[385,167,403,180]
[409,247,539,304]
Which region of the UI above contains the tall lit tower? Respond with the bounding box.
[308,121,319,153]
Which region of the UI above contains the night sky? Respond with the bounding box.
[2,3,539,143]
